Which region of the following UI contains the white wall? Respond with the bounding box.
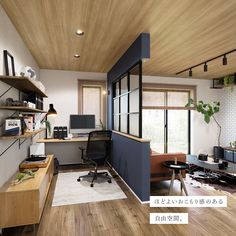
[142,75,221,155]
[40,69,106,128]
[0,6,40,187]
[218,87,236,147]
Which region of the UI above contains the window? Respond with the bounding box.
[78,80,106,127]
[112,62,142,137]
[142,84,195,154]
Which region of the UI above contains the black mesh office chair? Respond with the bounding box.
[77,130,112,187]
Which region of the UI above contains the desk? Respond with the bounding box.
[37,137,88,143]
[37,138,88,165]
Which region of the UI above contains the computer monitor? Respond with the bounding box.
[70,114,96,134]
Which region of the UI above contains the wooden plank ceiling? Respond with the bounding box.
[1,0,236,79]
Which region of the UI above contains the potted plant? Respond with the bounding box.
[224,75,235,91]
[185,99,222,157]
[41,120,51,138]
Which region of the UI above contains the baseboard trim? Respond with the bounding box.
[110,166,150,204]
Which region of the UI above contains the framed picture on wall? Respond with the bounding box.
[3,50,16,76]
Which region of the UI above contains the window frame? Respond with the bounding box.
[142,84,195,154]
[112,61,142,138]
[78,80,106,127]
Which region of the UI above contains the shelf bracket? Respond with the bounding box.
[0,139,18,157]
[0,81,18,98]
[19,138,28,148]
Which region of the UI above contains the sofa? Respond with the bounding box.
[150,152,186,182]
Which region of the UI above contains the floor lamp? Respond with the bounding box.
[45,104,57,139]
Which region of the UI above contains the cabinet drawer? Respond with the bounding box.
[224,150,234,162]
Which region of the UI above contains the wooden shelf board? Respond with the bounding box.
[0,75,47,97]
[0,106,47,113]
[0,128,46,140]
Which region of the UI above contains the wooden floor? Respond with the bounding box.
[3,167,236,236]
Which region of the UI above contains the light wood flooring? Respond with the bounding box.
[3,167,236,236]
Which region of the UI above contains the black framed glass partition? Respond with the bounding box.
[112,61,142,138]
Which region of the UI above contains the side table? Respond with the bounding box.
[162,160,189,196]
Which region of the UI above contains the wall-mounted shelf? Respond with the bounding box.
[0,106,47,113]
[0,128,45,140]
[0,75,47,97]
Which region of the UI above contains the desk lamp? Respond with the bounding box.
[45,104,57,139]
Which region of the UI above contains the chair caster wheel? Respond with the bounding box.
[77,178,81,182]
[90,184,94,187]
[88,172,91,175]
[108,180,112,183]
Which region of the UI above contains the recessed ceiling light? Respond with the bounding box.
[74,54,80,58]
[76,29,84,36]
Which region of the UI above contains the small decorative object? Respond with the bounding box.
[3,50,15,76]
[222,161,228,168]
[20,66,36,79]
[5,98,24,106]
[198,154,208,161]
[230,141,236,148]
[11,169,35,185]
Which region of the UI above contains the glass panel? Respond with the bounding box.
[113,97,119,115]
[130,74,139,91]
[113,115,119,131]
[167,91,189,107]
[120,114,127,133]
[82,87,101,125]
[168,110,188,153]
[120,76,128,94]
[130,64,140,91]
[143,91,165,106]
[142,110,165,153]
[129,113,139,137]
[130,89,139,113]
[115,81,120,97]
[120,94,128,114]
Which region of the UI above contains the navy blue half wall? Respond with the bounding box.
[111,132,150,202]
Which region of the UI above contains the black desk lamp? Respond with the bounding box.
[45,104,57,139]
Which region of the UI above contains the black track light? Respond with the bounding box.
[189,69,192,77]
[223,55,227,65]
[204,63,208,72]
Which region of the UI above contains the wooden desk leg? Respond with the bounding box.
[169,170,175,195]
[178,173,188,196]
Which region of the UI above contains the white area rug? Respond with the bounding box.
[52,171,127,206]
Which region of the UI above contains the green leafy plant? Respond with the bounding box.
[224,75,235,91]
[100,119,105,130]
[41,120,51,136]
[185,98,221,146]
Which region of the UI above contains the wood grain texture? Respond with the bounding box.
[0,128,46,140]
[0,155,54,228]
[1,0,236,79]
[0,106,46,113]
[0,76,47,97]
[3,167,236,235]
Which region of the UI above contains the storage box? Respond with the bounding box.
[224,150,234,162]
[5,119,21,135]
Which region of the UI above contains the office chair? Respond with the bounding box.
[77,130,112,187]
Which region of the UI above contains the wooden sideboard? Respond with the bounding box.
[0,155,54,228]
